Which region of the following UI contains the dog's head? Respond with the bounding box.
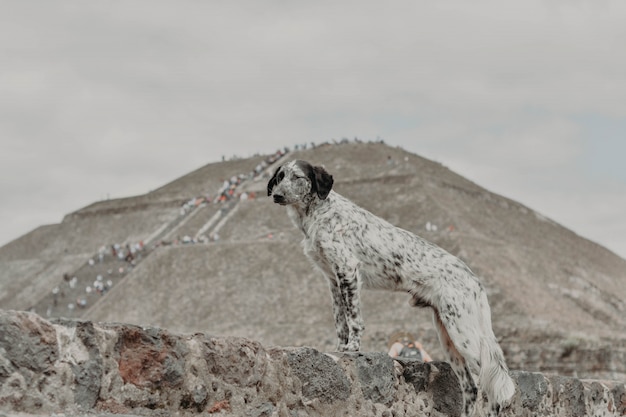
[267,160,334,205]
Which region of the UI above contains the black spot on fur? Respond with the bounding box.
[297,160,333,199]
[266,165,283,196]
[410,293,431,308]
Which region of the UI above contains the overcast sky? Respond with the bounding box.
[1,1,626,259]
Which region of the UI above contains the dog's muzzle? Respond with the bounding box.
[273,194,286,205]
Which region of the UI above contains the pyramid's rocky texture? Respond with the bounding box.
[1,142,625,382]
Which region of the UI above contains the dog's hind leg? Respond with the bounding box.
[433,309,478,417]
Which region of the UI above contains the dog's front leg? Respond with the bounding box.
[334,266,364,352]
[326,277,350,350]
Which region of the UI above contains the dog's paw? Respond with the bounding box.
[336,342,359,352]
[343,340,360,352]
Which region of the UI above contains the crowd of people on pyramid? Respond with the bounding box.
[45,240,145,316]
[178,147,289,218]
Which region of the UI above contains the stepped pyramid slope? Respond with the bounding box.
[1,142,625,380]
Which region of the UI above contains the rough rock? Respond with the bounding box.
[0,310,625,417]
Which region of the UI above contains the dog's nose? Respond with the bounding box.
[273,194,285,204]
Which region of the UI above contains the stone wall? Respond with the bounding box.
[0,310,624,417]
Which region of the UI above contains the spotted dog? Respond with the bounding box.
[267,160,515,416]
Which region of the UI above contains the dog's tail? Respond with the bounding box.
[477,290,515,409]
[479,335,515,408]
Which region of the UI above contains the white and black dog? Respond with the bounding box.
[268,160,515,416]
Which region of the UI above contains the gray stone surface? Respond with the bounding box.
[515,371,548,411]
[287,347,351,404]
[1,310,625,417]
[353,352,395,405]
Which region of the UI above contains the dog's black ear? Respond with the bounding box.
[267,165,282,196]
[309,165,333,200]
